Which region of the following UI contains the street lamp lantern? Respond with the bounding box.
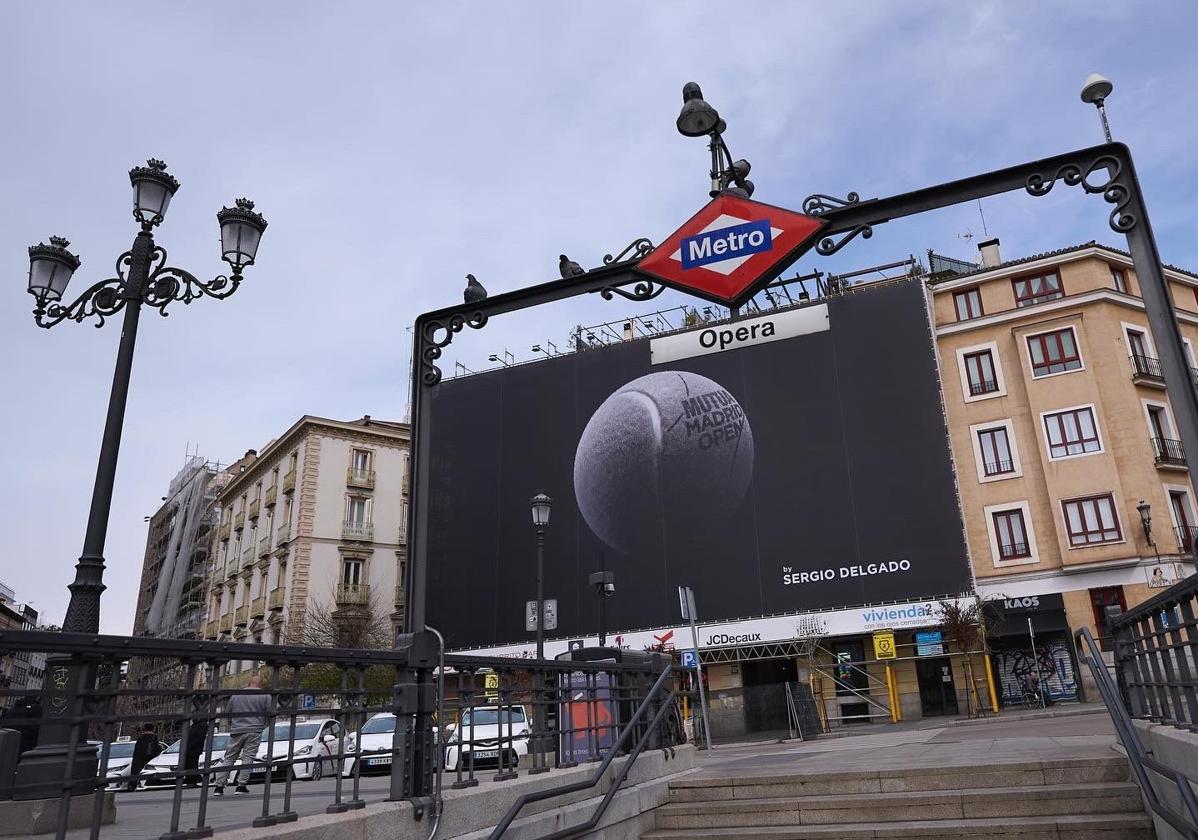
[27,236,80,303]
[1080,73,1115,143]
[128,158,180,228]
[530,490,552,529]
[217,197,269,272]
[676,82,720,137]
[1137,499,1153,544]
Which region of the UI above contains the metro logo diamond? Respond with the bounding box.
[636,194,826,307]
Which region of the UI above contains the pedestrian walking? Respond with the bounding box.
[130,723,162,791]
[213,674,270,796]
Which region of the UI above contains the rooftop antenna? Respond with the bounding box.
[976,199,989,237]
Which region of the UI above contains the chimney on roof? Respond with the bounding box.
[363,415,371,425]
[977,238,1002,268]
[623,322,634,341]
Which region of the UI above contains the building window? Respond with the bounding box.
[1062,494,1122,547]
[346,496,369,524]
[977,426,1015,476]
[963,349,999,396]
[1043,406,1101,458]
[342,558,364,586]
[289,451,298,473]
[282,496,293,525]
[1027,328,1082,377]
[1111,267,1128,294]
[352,449,372,472]
[992,509,1031,560]
[953,288,984,321]
[1013,271,1064,307]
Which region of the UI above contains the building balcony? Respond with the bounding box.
[248,501,261,522]
[269,587,285,610]
[264,484,277,508]
[218,521,231,542]
[967,378,999,397]
[276,522,292,545]
[342,520,373,542]
[394,583,405,608]
[1152,437,1187,469]
[234,511,245,531]
[225,561,238,580]
[1176,525,1198,556]
[402,471,410,495]
[241,546,254,568]
[219,615,233,633]
[205,620,219,639]
[335,583,371,605]
[258,535,272,558]
[250,597,266,619]
[235,606,249,626]
[347,467,376,490]
[398,520,408,544]
[1130,354,1167,387]
[282,469,296,494]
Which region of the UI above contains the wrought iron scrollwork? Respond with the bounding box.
[598,280,667,302]
[1025,154,1135,233]
[34,276,130,329]
[816,225,873,256]
[144,266,240,316]
[802,192,860,216]
[420,311,489,386]
[602,238,654,265]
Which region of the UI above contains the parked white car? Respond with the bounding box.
[138,733,231,788]
[100,739,141,790]
[253,718,345,781]
[342,713,412,776]
[443,706,529,771]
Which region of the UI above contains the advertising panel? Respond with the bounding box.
[426,277,971,649]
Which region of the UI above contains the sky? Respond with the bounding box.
[2,2,1198,635]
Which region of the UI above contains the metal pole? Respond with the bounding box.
[535,529,544,660]
[684,589,714,750]
[597,588,606,648]
[1028,617,1045,710]
[14,229,152,799]
[1097,103,1113,144]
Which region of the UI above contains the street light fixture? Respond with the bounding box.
[675,82,754,199]
[1081,72,1115,143]
[528,490,552,772]
[1137,500,1154,545]
[15,159,266,800]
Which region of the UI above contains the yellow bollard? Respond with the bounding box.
[886,664,898,723]
[984,654,1001,715]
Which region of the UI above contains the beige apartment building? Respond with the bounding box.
[202,415,410,680]
[930,239,1198,702]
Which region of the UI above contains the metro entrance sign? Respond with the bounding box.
[635,193,826,307]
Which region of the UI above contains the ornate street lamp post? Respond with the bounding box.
[15,159,266,799]
[528,491,551,772]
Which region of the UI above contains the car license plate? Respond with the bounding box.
[366,756,392,766]
[474,749,498,759]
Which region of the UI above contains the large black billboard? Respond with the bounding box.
[426,277,971,649]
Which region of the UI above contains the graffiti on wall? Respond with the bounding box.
[994,639,1078,703]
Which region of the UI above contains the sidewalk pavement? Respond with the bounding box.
[690,709,1118,780]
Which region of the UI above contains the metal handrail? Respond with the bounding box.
[487,664,677,840]
[1075,626,1198,839]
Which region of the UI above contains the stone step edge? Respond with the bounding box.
[660,781,1141,813]
[643,812,1154,838]
[670,756,1127,788]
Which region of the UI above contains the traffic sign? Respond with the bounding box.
[681,649,698,669]
[484,672,499,700]
[636,194,826,308]
[873,629,897,660]
[526,599,558,631]
[301,693,316,710]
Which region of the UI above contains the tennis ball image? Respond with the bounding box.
[573,371,753,557]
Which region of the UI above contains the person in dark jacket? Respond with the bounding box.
[183,715,210,787]
[130,723,162,790]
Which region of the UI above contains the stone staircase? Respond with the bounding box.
[642,755,1153,839]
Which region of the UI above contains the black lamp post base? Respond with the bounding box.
[10,743,98,801]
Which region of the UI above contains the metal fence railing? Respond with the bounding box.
[0,629,681,840]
